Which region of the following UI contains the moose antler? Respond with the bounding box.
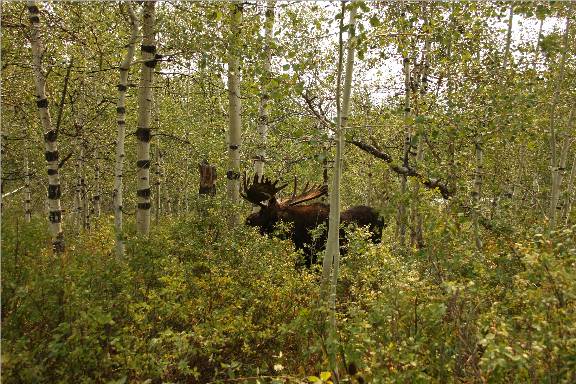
[240,172,288,206]
[278,177,328,207]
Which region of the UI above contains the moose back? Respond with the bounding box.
[241,174,384,267]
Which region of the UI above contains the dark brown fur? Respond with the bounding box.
[246,202,384,267]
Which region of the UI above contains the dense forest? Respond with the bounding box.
[2,0,576,383]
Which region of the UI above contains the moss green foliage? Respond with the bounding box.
[2,204,576,383]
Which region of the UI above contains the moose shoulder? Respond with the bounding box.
[241,174,384,267]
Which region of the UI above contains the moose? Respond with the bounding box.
[241,174,384,267]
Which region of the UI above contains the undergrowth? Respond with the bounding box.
[2,204,575,383]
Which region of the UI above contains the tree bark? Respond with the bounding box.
[27,1,64,252]
[135,0,157,235]
[199,160,217,196]
[502,3,513,71]
[533,18,544,69]
[114,1,138,257]
[154,142,162,223]
[226,2,243,225]
[562,154,576,224]
[253,0,275,180]
[548,11,572,230]
[473,135,483,251]
[321,1,357,377]
[93,149,101,217]
[410,10,431,249]
[398,54,411,248]
[24,158,31,223]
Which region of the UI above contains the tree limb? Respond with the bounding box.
[349,139,453,199]
[55,59,74,138]
[2,186,24,198]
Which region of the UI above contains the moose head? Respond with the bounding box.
[241,173,384,267]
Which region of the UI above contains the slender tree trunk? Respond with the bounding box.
[446,7,457,204]
[226,2,243,225]
[81,145,89,230]
[398,54,411,248]
[365,119,373,206]
[74,143,82,227]
[27,1,64,252]
[155,143,162,223]
[549,11,572,230]
[254,0,275,181]
[322,139,330,204]
[135,0,157,235]
[93,149,101,217]
[114,1,138,257]
[533,18,544,69]
[410,13,431,248]
[24,158,31,222]
[321,1,357,378]
[562,154,576,224]
[473,134,483,251]
[502,3,513,71]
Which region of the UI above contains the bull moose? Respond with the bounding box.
[241,174,384,267]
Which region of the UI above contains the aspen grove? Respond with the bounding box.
[2,1,576,383]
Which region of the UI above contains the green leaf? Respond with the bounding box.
[294,81,304,95]
[359,1,370,12]
[106,377,127,384]
[320,371,332,381]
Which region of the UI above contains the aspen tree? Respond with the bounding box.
[81,143,89,230]
[321,1,357,377]
[93,149,101,217]
[226,2,243,225]
[74,143,82,227]
[563,154,576,224]
[24,158,31,223]
[114,1,138,257]
[502,3,513,71]
[410,8,432,248]
[27,1,64,252]
[548,9,572,230]
[473,134,483,251]
[154,142,162,223]
[135,0,157,235]
[254,0,275,181]
[398,53,411,248]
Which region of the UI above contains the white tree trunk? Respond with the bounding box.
[321,3,357,377]
[114,1,138,257]
[533,18,544,69]
[226,2,243,224]
[24,158,32,223]
[27,1,64,252]
[81,146,89,230]
[155,142,162,223]
[93,149,101,217]
[398,54,411,248]
[253,0,275,182]
[136,0,157,235]
[562,154,576,224]
[549,11,572,230]
[409,15,431,248]
[74,147,82,227]
[502,4,513,70]
[473,135,483,251]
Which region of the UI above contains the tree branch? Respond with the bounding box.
[349,139,453,199]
